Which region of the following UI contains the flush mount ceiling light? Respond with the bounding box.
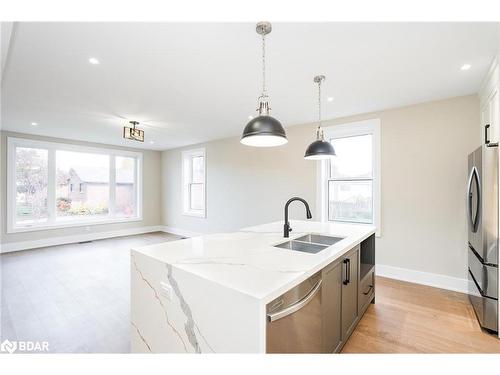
[461,64,471,71]
[241,22,287,147]
[123,121,145,142]
[31,122,38,126]
[304,75,336,160]
[88,57,100,65]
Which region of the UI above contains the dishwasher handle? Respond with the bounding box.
[267,279,322,322]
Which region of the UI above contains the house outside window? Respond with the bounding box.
[317,119,381,235]
[182,148,206,217]
[7,137,142,232]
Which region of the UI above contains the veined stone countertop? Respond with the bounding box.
[132,220,375,304]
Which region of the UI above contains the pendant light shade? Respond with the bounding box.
[304,138,336,160]
[241,22,287,147]
[241,115,287,147]
[304,75,336,160]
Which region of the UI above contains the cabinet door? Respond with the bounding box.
[482,89,499,145]
[490,90,499,144]
[341,247,359,341]
[322,260,342,353]
[481,99,491,144]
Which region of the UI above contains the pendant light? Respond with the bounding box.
[123,120,145,142]
[241,22,287,147]
[304,75,336,160]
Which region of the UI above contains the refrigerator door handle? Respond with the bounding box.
[467,166,481,233]
[467,168,473,230]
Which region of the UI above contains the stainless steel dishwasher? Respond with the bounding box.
[266,272,322,353]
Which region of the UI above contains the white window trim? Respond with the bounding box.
[316,119,381,236]
[182,147,206,218]
[7,137,143,233]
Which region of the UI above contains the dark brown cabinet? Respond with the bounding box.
[322,245,360,352]
[359,234,376,314]
[341,246,359,341]
[322,259,343,353]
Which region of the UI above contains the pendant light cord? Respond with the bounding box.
[317,78,324,140]
[262,34,267,97]
[318,79,322,126]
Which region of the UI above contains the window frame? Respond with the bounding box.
[316,119,381,236]
[182,148,206,218]
[7,137,143,233]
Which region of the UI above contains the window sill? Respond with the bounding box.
[7,216,143,234]
[328,220,381,238]
[182,210,206,218]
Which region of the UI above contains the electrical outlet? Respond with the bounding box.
[160,282,172,301]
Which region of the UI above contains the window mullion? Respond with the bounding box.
[8,143,17,231]
[109,155,116,218]
[329,177,373,182]
[47,148,56,224]
[134,156,139,217]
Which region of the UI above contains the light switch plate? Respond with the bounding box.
[160,282,172,301]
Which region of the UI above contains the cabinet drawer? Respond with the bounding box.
[359,268,374,311]
[468,245,498,298]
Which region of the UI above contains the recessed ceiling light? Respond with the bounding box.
[88,57,100,65]
[31,122,38,126]
[327,97,334,102]
[461,64,471,71]
[149,141,155,144]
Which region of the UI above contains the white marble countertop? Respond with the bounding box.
[132,220,376,304]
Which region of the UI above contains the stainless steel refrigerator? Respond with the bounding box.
[467,145,498,332]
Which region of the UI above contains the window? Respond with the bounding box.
[317,119,380,234]
[7,137,142,232]
[182,148,206,217]
[55,150,110,222]
[115,156,137,218]
[14,147,49,226]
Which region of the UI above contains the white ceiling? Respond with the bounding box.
[1,22,499,150]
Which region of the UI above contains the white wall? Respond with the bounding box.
[162,95,480,282]
[0,131,163,249]
[161,123,317,234]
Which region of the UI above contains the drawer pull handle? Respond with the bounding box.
[363,285,373,295]
[343,258,350,285]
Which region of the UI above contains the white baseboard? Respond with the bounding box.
[160,226,203,238]
[0,225,164,253]
[376,264,468,294]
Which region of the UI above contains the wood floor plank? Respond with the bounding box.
[342,276,500,353]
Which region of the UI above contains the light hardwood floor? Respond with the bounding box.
[2,236,499,353]
[0,232,181,353]
[342,276,500,353]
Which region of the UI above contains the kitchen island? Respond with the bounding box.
[131,220,376,353]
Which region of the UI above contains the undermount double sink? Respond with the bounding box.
[274,233,345,254]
